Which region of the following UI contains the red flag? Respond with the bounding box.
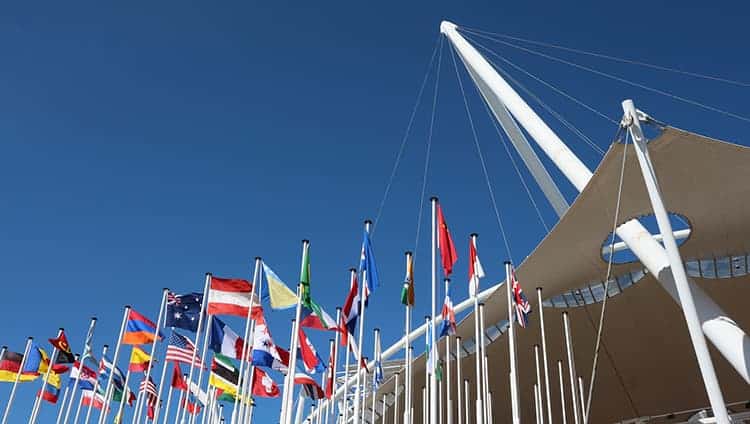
[437,204,458,276]
[182,398,201,415]
[251,367,280,398]
[48,331,75,364]
[171,363,188,391]
[325,347,336,398]
[207,276,259,317]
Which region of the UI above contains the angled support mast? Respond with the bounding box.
[441,19,742,422]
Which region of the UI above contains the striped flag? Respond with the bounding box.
[439,279,457,337]
[165,331,205,368]
[294,373,325,400]
[207,276,260,318]
[139,377,158,420]
[510,266,532,328]
[468,236,485,297]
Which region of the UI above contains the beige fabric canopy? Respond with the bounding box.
[372,127,750,423]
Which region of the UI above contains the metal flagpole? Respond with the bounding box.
[486,392,493,424]
[455,338,461,424]
[354,221,372,424]
[84,345,109,424]
[191,309,214,424]
[98,305,131,424]
[57,355,75,424]
[324,338,335,424]
[577,377,586,421]
[2,337,33,424]
[237,258,262,424]
[64,318,97,424]
[403,251,413,424]
[469,234,482,424]
[30,328,64,423]
[74,389,85,424]
[429,198,437,424]
[393,373,399,424]
[423,316,431,424]
[481,353,489,424]
[152,328,175,424]
[443,281,452,424]
[533,345,543,424]
[557,361,567,424]
[462,380,469,424]
[381,394,386,424]
[562,312,579,424]
[409,346,415,424]
[294,392,305,424]
[621,99,729,422]
[342,268,356,424]
[331,307,342,424]
[181,274,211,424]
[478,304,489,424]
[533,384,540,424]
[535,288,553,424]
[116,368,131,423]
[438,373,443,424]
[135,288,168,424]
[504,262,520,424]
[421,387,426,424]
[283,239,310,424]
[161,380,174,424]
[174,382,186,424]
[370,328,379,424]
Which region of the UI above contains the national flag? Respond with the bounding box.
[128,346,151,373]
[340,274,360,348]
[171,363,187,391]
[166,330,205,368]
[24,344,46,376]
[300,242,312,307]
[209,354,239,397]
[297,328,325,374]
[251,367,280,398]
[123,309,163,345]
[359,230,380,295]
[294,373,325,400]
[139,377,157,419]
[37,371,62,403]
[510,266,532,328]
[400,253,415,306]
[182,398,201,416]
[0,351,38,382]
[300,300,338,332]
[275,346,291,374]
[49,331,76,364]
[251,313,285,371]
[99,355,126,391]
[469,236,486,297]
[262,262,298,310]
[437,204,458,277]
[81,390,106,410]
[209,317,245,360]
[69,359,98,391]
[325,346,336,399]
[165,292,203,332]
[372,332,383,392]
[439,279,457,337]
[207,276,260,318]
[426,320,438,376]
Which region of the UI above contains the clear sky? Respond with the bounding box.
[1,1,749,422]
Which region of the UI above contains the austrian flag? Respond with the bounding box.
[207,276,260,318]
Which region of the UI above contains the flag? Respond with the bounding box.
[469,236,486,297]
[262,262,298,310]
[99,355,126,391]
[437,204,458,277]
[166,330,205,368]
[24,344,46,376]
[294,373,325,400]
[0,351,38,382]
[325,347,335,399]
[209,354,239,397]
[49,331,76,364]
[426,320,438,376]
[207,276,260,318]
[372,332,383,392]
[300,300,338,332]
[439,279,457,337]
[300,242,312,307]
[69,359,98,391]
[251,313,285,371]
[359,230,380,295]
[275,347,291,375]
[209,317,245,360]
[37,371,62,403]
[81,390,106,410]
[139,378,157,420]
[166,292,203,332]
[251,367,280,398]
[123,309,163,345]
[400,253,415,306]
[340,274,360,348]
[510,267,532,328]
[182,398,201,416]
[298,328,325,374]
[171,363,187,391]
[128,346,151,373]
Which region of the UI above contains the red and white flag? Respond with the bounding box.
[251,367,280,398]
[437,204,458,277]
[207,276,260,318]
[468,236,485,297]
[294,373,325,400]
[81,390,106,410]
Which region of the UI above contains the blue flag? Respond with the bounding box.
[165,292,203,332]
[359,230,379,295]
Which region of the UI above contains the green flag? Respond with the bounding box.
[300,241,312,308]
[400,253,415,306]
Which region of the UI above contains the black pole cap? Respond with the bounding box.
[364,219,373,226]
[504,260,512,265]
[254,256,262,261]
[430,196,439,202]
[470,232,478,238]
[349,267,357,272]
[405,250,413,256]
[536,286,543,291]
[302,239,310,244]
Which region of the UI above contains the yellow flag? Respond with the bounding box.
[129,346,151,372]
[263,263,298,310]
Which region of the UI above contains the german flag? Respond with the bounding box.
[0,351,38,383]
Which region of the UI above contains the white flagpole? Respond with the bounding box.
[481,353,489,424]
[30,328,64,424]
[444,280,452,424]
[478,304,489,424]
[421,387,426,424]
[535,288,553,424]
[218,405,224,424]
[557,361,567,424]
[370,328,379,424]
[423,316,431,424]
[562,312,580,424]
[381,394,386,424]
[534,345,543,424]
[152,328,175,424]
[174,383,186,424]
[282,239,310,424]
[63,317,98,424]
[2,337,33,424]
[98,305,131,424]
[84,344,109,424]
[56,353,76,424]
[190,308,214,424]
[293,392,305,424]
[533,384,540,424]
[409,346,415,424]
[486,392,493,424]
[438,374,443,424]
[429,197,437,424]
[237,257,262,424]
[330,307,341,424]
[462,380,469,424]
[455,337,461,424]
[73,389,85,424]
[354,220,372,424]
[504,261,520,424]
[469,234,482,424]
[115,367,132,423]
[136,288,168,424]
[325,337,335,424]
[161,380,175,424]
[181,274,211,424]
[342,268,356,424]
[393,372,399,424]
[577,377,586,421]
[403,251,413,424]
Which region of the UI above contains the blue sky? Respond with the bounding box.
[1,1,749,422]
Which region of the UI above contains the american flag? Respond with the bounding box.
[165,331,204,368]
[511,267,532,328]
[139,377,157,397]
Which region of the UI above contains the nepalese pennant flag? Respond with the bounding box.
[251,367,280,398]
[439,280,457,337]
[359,230,380,295]
[49,331,76,364]
[209,317,245,360]
[511,267,532,328]
[123,309,164,345]
[468,236,485,297]
[207,276,260,318]
[294,372,325,400]
[297,328,326,374]
[166,292,203,332]
[437,203,458,277]
[165,330,205,368]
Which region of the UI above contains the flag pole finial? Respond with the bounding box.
[405,250,413,256]
[364,219,373,226]
[302,239,310,245]
[124,304,132,309]
[336,306,342,312]
[536,286,543,291]
[430,196,438,203]
[349,267,357,272]
[470,232,479,238]
[255,256,262,261]
[504,260,512,265]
